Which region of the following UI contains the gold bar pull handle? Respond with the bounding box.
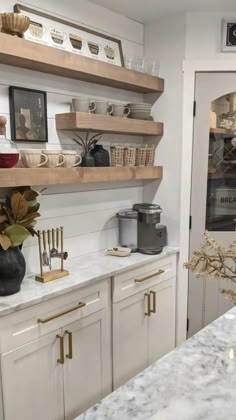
[38,302,86,324]
[150,290,157,314]
[65,330,73,360]
[145,293,151,316]
[135,269,165,283]
[56,334,64,364]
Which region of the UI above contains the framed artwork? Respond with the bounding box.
[222,18,236,51]
[14,4,124,67]
[9,86,48,143]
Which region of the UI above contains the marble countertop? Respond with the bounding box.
[0,246,178,317]
[76,307,236,420]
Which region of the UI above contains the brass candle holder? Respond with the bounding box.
[35,226,69,283]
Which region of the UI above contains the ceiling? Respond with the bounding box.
[88,0,236,23]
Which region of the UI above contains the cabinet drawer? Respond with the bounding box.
[112,254,176,303]
[0,278,110,353]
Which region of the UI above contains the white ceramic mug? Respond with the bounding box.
[72,97,96,113]
[93,101,113,115]
[42,150,66,168]
[61,150,82,167]
[111,104,131,118]
[20,149,48,168]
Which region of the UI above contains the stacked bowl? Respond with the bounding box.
[128,102,152,120]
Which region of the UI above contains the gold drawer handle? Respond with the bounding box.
[150,290,156,314]
[145,293,151,316]
[65,330,73,360]
[135,269,164,283]
[38,302,86,324]
[56,334,64,364]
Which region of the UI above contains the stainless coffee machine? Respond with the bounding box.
[117,203,167,254]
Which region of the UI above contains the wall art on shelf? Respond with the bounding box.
[222,18,236,51]
[14,4,124,66]
[9,86,48,143]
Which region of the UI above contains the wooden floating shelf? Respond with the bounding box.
[0,33,164,94]
[210,128,226,134]
[208,172,236,180]
[56,112,163,136]
[0,167,163,187]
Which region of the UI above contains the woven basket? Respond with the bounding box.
[136,147,147,166]
[124,146,136,166]
[111,146,124,166]
[145,145,155,166]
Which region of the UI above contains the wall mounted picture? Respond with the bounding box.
[14,4,124,67]
[9,86,48,143]
[222,18,236,51]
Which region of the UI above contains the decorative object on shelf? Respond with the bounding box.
[124,145,136,166]
[1,12,30,36]
[185,232,236,304]
[222,18,236,52]
[72,132,102,167]
[124,55,159,76]
[9,86,48,143]
[136,146,147,166]
[128,102,152,120]
[60,150,82,167]
[14,4,124,66]
[91,144,110,167]
[93,100,113,116]
[0,187,42,295]
[145,144,155,166]
[111,145,124,166]
[42,150,66,168]
[20,148,48,168]
[0,115,19,168]
[72,97,96,113]
[111,103,130,118]
[35,227,69,283]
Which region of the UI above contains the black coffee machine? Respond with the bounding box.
[133,203,167,255]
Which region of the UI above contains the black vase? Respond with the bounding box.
[0,247,26,296]
[91,145,110,167]
[81,152,95,167]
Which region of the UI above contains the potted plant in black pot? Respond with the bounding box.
[0,187,41,296]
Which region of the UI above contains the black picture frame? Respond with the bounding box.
[9,86,48,143]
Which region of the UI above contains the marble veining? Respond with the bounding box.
[0,246,178,316]
[76,308,236,420]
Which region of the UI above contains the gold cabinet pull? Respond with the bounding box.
[56,334,64,364]
[135,269,164,283]
[145,293,151,316]
[150,290,157,314]
[38,302,86,324]
[65,330,73,360]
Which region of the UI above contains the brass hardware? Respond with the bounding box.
[65,330,73,359]
[145,292,151,316]
[38,302,86,324]
[150,290,157,314]
[135,269,164,283]
[56,334,64,364]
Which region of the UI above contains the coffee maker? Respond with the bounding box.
[117,203,167,254]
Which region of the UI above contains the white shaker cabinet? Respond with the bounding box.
[1,330,64,420]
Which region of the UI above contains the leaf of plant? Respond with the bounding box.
[4,224,30,247]
[19,214,40,228]
[28,203,40,214]
[11,192,28,221]
[0,234,11,250]
[23,189,39,201]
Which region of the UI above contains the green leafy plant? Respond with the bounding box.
[0,187,42,251]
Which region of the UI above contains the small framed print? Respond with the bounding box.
[9,86,48,143]
[222,18,236,51]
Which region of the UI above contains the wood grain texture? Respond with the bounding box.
[56,112,163,136]
[0,167,163,187]
[0,33,164,94]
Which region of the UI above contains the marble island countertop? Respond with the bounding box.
[0,246,178,317]
[76,307,236,420]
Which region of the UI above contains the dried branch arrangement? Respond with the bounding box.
[185,232,236,304]
[72,132,102,153]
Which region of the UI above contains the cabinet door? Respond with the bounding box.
[1,330,64,420]
[63,309,112,419]
[148,278,176,365]
[113,290,149,389]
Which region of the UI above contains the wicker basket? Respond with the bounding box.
[136,147,147,166]
[145,145,155,166]
[111,146,124,166]
[124,146,136,166]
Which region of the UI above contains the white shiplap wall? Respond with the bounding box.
[0,0,145,274]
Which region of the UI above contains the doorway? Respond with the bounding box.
[188,72,236,337]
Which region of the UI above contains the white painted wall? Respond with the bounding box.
[144,14,186,246]
[0,0,144,274]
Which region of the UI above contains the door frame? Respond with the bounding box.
[178,60,236,345]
